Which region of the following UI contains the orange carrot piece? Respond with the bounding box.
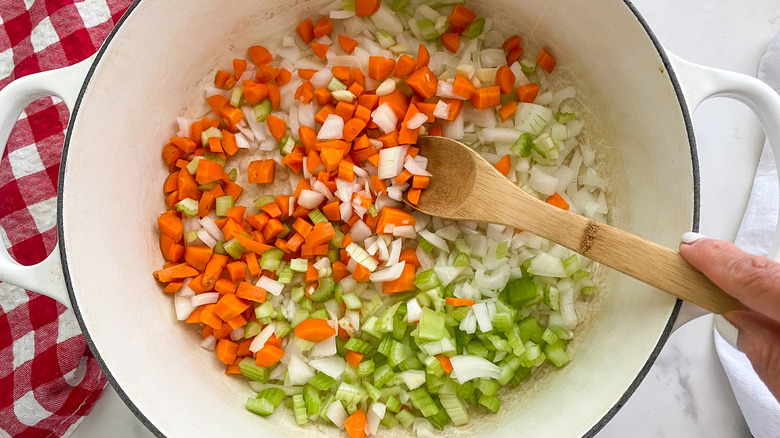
[313,16,333,38]
[406,188,421,206]
[376,207,416,234]
[506,46,524,66]
[161,143,183,165]
[368,56,396,81]
[494,154,512,175]
[255,64,280,83]
[296,18,315,44]
[202,253,230,290]
[311,42,329,61]
[294,318,336,342]
[276,68,292,86]
[322,201,341,222]
[185,305,204,323]
[266,114,287,141]
[305,263,319,283]
[412,175,430,189]
[216,339,239,365]
[213,293,252,321]
[153,263,199,283]
[393,55,417,78]
[233,59,247,80]
[171,136,197,153]
[332,261,349,282]
[496,65,516,95]
[298,69,317,80]
[416,44,430,69]
[355,0,380,17]
[185,245,213,272]
[449,4,477,27]
[537,48,556,73]
[470,86,501,109]
[335,101,356,121]
[292,217,314,238]
[436,355,453,374]
[262,218,285,241]
[503,34,522,52]
[247,159,276,184]
[195,159,228,184]
[344,409,367,438]
[158,210,183,242]
[445,297,476,306]
[338,160,356,182]
[295,81,315,104]
[223,181,243,202]
[246,252,261,277]
[214,70,231,88]
[255,344,285,367]
[352,263,370,282]
[236,281,267,303]
[546,192,570,210]
[405,66,438,99]
[377,89,409,120]
[399,248,420,267]
[242,80,269,105]
[382,262,416,294]
[429,125,442,136]
[345,350,364,367]
[498,102,518,122]
[441,32,459,53]
[516,82,540,103]
[338,34,359,54]
[225,260,247,283]
[343,118,367,142]
[215,277,238,295]
[357,93,379,110]
[163,281,183,294]
[267,83,281,110]
[307,221,336,245]
[199,304,222,329]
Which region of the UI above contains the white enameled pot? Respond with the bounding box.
[1,0,780,437]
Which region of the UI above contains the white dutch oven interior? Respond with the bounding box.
[61,0,689,436]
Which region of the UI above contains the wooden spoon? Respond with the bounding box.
[408,136,743,314]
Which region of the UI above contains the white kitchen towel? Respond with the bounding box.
[713,31,780,438]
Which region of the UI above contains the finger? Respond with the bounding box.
[725,310,780,402]
[679,237,780,322]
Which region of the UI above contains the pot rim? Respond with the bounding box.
[57,0,692,436]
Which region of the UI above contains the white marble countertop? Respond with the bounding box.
[71,0,780,437]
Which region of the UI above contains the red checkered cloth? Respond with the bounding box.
[0,1,132,436]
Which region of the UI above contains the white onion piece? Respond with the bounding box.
[257,276,285,296]
[318,114,345,140]
[199,217,225,241]
[205,87,231,98]
[392,225,416,239]
[376,78,396,96]
[310,69,333,89]
[308,356,346,379]
[298,102,317,128]
[241,106,267,141]
[403,155,431,176]
[432,100,450,119]
[309,334,337,357]
[405,112,428,130]
[199,335,217,351]
[366,402,386,436]
[417,230,449,252]
[191,292,219,307]
[478,127,520,143]
[340,200,353,221]
[473,302,493,332]
[377,145,408,179]
[529,166,559,196]
[174,285,196,321]
[326,402,348,429]
[350,220,372,242]
[406,298,422,323]
[312,180,335,201]
[371,102,399,134]
[229,327,244,342]
[249,322,276,353]
[436,80,464,100]
[370,261,405,282]
[298,189,326,209]
[287,355,316,385]
[449,355,502,384]
[442,110,464,139]
[330,9,355,19]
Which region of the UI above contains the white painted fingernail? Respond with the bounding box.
[681,232,705,244]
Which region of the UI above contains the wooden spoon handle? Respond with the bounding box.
[483,184,744,314]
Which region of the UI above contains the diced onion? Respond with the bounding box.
[449,355,502,384]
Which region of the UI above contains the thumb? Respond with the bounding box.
[725,310,780,402]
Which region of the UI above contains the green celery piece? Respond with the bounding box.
[201,127,222,149]
[503,277,541,309]
[257,387,286,408]
[545,286,560,310]
[414,269,441,291]
[581,285,596,296]
[303,385,321,416]
[228,168,237,182]
[450,306,470,322]
[246,397,275,416]
[290,285,305,303]
[175,198,198,217]
[345,337,373,354]
[279,136,295,156]
[390,0,409,11]
[408,387,439,417]
[497,355,522,385]
[358,359,375,378]
[391,314,407,341]
[465,17,485,39]
[253,195,275,210]
[363,381,382,402]
[418,238,434,252]
[381,410,400,429]
[373,364,395,389]
[427,404,451,429]
[517,317,544,343]
[186,156,201,174]
[555,112,577,124]
[341,0,355,10]
[511,132,534,157]
[215,195,234,217]
[223,238,245,259]
[310,277,336,303]
[510,366,531,387]
[423,355,445,377]
[197,181,219,191]
[520,57,536,74]
[493,312,514,332]
[544,343,571,367]
[344,362,359,384]
[396,409,415,428]
[375,302,402,334]
[308,208,327,223]
[254,98,272,122]
[204,151,226,167]
[309,308,329,320]
[184,230,199,244]
[290,258,308,273]
[292,394,308,425]
[244,320,262,338]
[541,327,559,345]
[213,241,227,255]
[465,340,489,358]
[417,19,439,41]
[478,394,501,413]
[453,252,470,267]
[385,396,402,413]
[343,293,362,311]
[327,77,347,92]
[475,378,498,397]
[361,316,382,339]
[418,307,446,342]
[456,381,474,400]
[238,357,270,382]
[362,295,384,319]
[309,372,337,391]
[439,390,469,426]
[254,302,274,320]
[260,248,284,271]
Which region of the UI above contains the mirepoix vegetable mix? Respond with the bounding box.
[154,0,609,435]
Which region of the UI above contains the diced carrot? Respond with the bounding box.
[516,82,540,103]
[215,278,238,295]
[267,83,281,110]
[158,210,183,242]
[152,263,198,283]
[282,147,305,173]
[506,47,524,66]
[546,192,570,210]
[345,350,364,367]
[296,18,315,44]
[207,137,223,154]
[315,103,335,124]
[347,81,364,97]
[248,45,272,66]
[335,101,356,121]
[377,88,409,120]
[332,65,350,83]
[242,80,269,104]
[338,34,359,54]
[368,56,396,81]
[436,355,453,374]
[399,248,420,267]
[199,304,222,329]
[392,55,417,78]
[256,64,280,83]
[195,158,228,184]
[496,65,516,95]
[236,281,267,303]
[342,118,367,142]
[499,102,518,122]
[262,218,285,241]
[307,222,336,245]
[276,68,292,86]
[382,262,416,294]
[163,280,183,294]
[162,143,183,165]
[537,48,556,73]
[213,293,252,321]
[405,66,438,99]
[246,252,261,277]
[185,245,213,272]
[406,188,421,206]
[355,0,381,17]
[247,159,276,184]
[503,34,522,52]
[357,93,379,109]
[266,114,287,142]
[494,154,512,175]
[445,297,476,306]
[395,169,413,185]
[344,409,367,438]
[352,263,370,282]
[449,4,477,27]
[416,44,430,69]
[441,32,459,53]
[470,86,501,109]
[255,344,285,367]
[216,339,239,365]
[202,253,230,289]
[412,175,429,189]
[171,136,197,153]
[214,70,231,88]
[311,42,329,60]
[322,201,341,222]
[429,125,442,136]
[294,81,314,104]
[313,17,333,38]
[376,207,415,234]
[294,318,336,342]
[232,59,247,80]
[298,68,317,80]
[338,160,356,183]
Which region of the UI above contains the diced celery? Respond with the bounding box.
[408,388,439,417]
[455,381,474,400]
[342,0,355,10]
[215,195,234,217]
[223,238,245,259]
[253,195,275,210]
[390,0,410,12]
[385,396,402,413]
[414,269,440,291]
[493,312,513,332]
[503,277,541,309]
[260,248,284,271]
[308,208,327,224]
[292,394,308,425]
[427,404,450,429]
[184,230,199,244]
[453,252,470,267]
[497,356,522,385]
[335,382,368,408]
[582,285,596,296]
[303,385,321,416]
[277,264,293,284]
[381,410,400,429]
[204,151,226,167]
[367,204,378,217]
[362,381,382,402]
[344,363,359,384]
[310,277,336,303]
[201,127,222,149]
[345,337,372,354]
[292,309,310,326]
[175,198,198,216]
[343,293,362,311]
[198,181,219,191]
[396,408,415,428]
[417,19,439,40]
[423,355,445,377]
[555,112,577,124]
[450,306,470,322]
[213,241,227,255]
[478,394,501,413]
[465,340,489,358]
[362,296,384,319]
[290,258,308,273]
[418,238,434,252]
[290,285,305,303]
[511,132,534,157]
[330,226,345,247]
[309,308,330,320]
[465,17,485,39]
[228,168,237,182]
[230,87,243,107]
[505,325,525,356]
[509,366,531,387]
[327,77,347,92]
[253,99,272,122]
[246,397,275,417]
[545,286,560,310]
[541,328,559,345]
[257,387,286,409]
[418,307,446,342]
[279,136,296,156]
[375,30,396,49]
[544,343,570,367]
[309,372,337,391]
[475,378,498,397]
[373,364,395,389]
[186,156,201,174]
[562,254,580,276]
[238,357,270,382]
[358,359,375,378]
[517,317,544,343]
[244,320,262,338]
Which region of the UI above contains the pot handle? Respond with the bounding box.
[666,52,780,343]
[0,56,94,309]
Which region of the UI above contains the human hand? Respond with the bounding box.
[679,234,780,401]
